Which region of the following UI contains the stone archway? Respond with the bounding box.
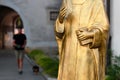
[0,5,23,49]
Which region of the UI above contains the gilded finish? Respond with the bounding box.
[55,0,109,80]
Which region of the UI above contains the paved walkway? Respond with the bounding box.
[0,49,46,80]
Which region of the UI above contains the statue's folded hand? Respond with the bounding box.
[58,6,67,23]
[77,31,93,40]
[76,29,94,45]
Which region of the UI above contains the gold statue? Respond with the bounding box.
[55,0,109,80]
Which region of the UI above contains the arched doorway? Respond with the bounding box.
[0,5,23,49]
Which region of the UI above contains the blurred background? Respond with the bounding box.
[0,0,120,80]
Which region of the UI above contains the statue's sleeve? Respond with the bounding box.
[55,18,65,34]
[55,18,65,40]
[55,17,65,55]
[89,1,109,48]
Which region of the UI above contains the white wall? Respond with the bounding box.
[0,0,61,48]
[111,0,120,56]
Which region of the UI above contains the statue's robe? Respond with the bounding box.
[55,0,109,80]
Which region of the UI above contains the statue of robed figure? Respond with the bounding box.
[55,0,109,80]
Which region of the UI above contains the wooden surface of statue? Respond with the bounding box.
[55,0,109,80]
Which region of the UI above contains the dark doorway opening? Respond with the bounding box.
[0,5,23,49]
